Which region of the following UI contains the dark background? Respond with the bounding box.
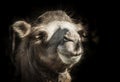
[0,0,117,82]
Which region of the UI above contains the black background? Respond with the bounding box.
[0,0,117,82]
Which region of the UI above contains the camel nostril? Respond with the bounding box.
[76,53,80,56]
[74,52,82,56]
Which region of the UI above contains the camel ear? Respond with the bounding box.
[12,21,31,38]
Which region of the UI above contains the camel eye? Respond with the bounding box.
[82,32,87,38]
[35,35,40,39]
[78,30,87,38]
[35,31,47,40]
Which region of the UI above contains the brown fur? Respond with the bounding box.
[11,10,87,82]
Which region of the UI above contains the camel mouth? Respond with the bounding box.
[57,51,82,65]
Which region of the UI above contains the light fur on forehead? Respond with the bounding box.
[37,10,73,24]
